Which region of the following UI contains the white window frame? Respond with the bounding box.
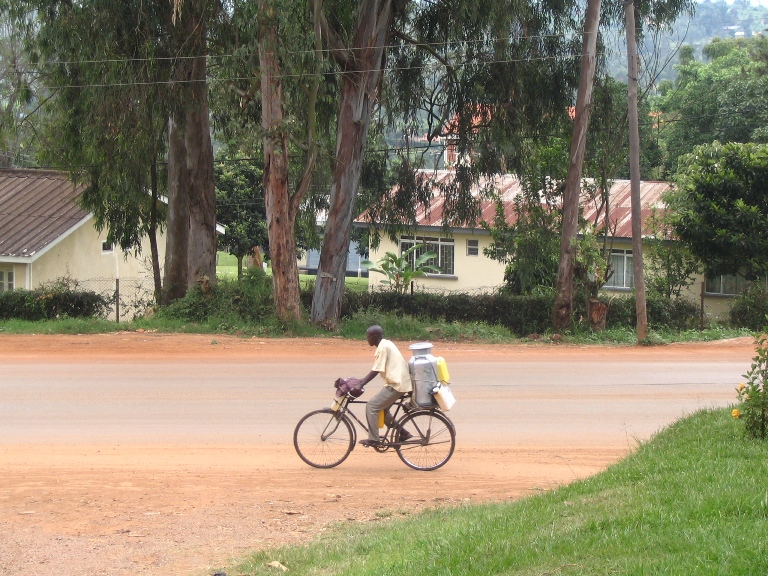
[102,241,114,253]
[400,236,455,276]
[0,269,14,292]
[605,249,634,289]
[466,239,479,257]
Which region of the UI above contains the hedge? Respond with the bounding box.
[0,287,109,320]
[338,290,700,335]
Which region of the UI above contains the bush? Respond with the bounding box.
[339,289,554,336]
[735,335,768,439]
[730,283,768,331]
[0,277,109,320]
[160,267,274,323]
[606,294,698,330]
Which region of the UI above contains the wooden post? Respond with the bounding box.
[625,0,648,342]
[115,278,120,324]
[700,281,705,331]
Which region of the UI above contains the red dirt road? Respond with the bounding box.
[0,333,755,576]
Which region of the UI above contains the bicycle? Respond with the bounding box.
[293,388,456,471]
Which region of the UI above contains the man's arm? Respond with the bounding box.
[357,370,379,387]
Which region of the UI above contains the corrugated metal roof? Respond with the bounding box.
[359,170,670,240]
[0,169,89,258]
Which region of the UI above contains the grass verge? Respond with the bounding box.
[230,408,767,575]
[0,313,750,345]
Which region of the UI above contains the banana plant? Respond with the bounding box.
[362,243,441,294]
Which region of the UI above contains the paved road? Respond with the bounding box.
[0,335,755,576]
[0,348,748,447]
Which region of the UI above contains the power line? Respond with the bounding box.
[35,31,590,68]
[41,51,590,90]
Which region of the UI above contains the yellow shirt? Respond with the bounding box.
[372,339,412,393]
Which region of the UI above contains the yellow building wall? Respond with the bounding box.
[30,219,160,287]
[369,233,734,323]
[368,232,505,292]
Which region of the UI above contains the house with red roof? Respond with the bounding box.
[356,169,734,319]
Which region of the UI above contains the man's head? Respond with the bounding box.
[366,325,383,347]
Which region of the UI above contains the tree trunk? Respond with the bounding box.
[182,11,216,288]
[259,1,302,322]
[552,0,602,331]
[310,0,394,327]
[163,116,190,303]
[163,2,216,303]
[588,298,609,331]
[625,0,648,342]
[149,158,162,305]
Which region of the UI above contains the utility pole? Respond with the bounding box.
[624,0,648,341]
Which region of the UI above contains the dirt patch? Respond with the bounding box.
[0,333,755,576]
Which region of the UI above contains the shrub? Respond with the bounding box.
[605,294,698,330]
[160,267,274,323]
[735,335,768,439]
[0,277,109,320]
[339,289,554,336]
[730,283,768,331]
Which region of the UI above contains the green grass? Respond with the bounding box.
[0,311,750,345]
[216,251,370,292]
[228,408,768,575]
[0,317,126,334]
[562,325,753,346]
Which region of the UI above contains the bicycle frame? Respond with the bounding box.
[333,392,441,449]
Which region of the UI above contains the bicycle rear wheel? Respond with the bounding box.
[294,409,355,468]
[395,410,455,471]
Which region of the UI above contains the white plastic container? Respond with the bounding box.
[432,383,456,411]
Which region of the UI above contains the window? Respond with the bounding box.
[102,241,114,253]
[605,249,634,289]
[0,269,14,292]
[705,273,749,296]
[400,236,455,275]
[467,239,479,257]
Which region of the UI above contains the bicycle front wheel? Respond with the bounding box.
[395,410,455,471]
[294,409,355,468]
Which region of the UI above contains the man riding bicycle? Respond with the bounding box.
[353,325,412,448]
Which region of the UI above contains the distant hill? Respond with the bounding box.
[605,0,768,82]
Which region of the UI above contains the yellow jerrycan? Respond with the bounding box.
[436,356,450,383]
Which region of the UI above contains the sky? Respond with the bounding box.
[712,0,768,6]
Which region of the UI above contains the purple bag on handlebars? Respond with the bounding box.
[334,377,365,398]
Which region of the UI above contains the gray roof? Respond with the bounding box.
[0,169,89,258]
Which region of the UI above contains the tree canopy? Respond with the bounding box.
[670,141,768,278]
[657,36,768,174]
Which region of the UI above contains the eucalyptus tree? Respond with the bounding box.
[0,9,41,167]
[210,0,335,322]
[310,0,584,326]
[165,0,218,302]
[11,0,175,302]
[551,0,695,332]
[11,0,218,303]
